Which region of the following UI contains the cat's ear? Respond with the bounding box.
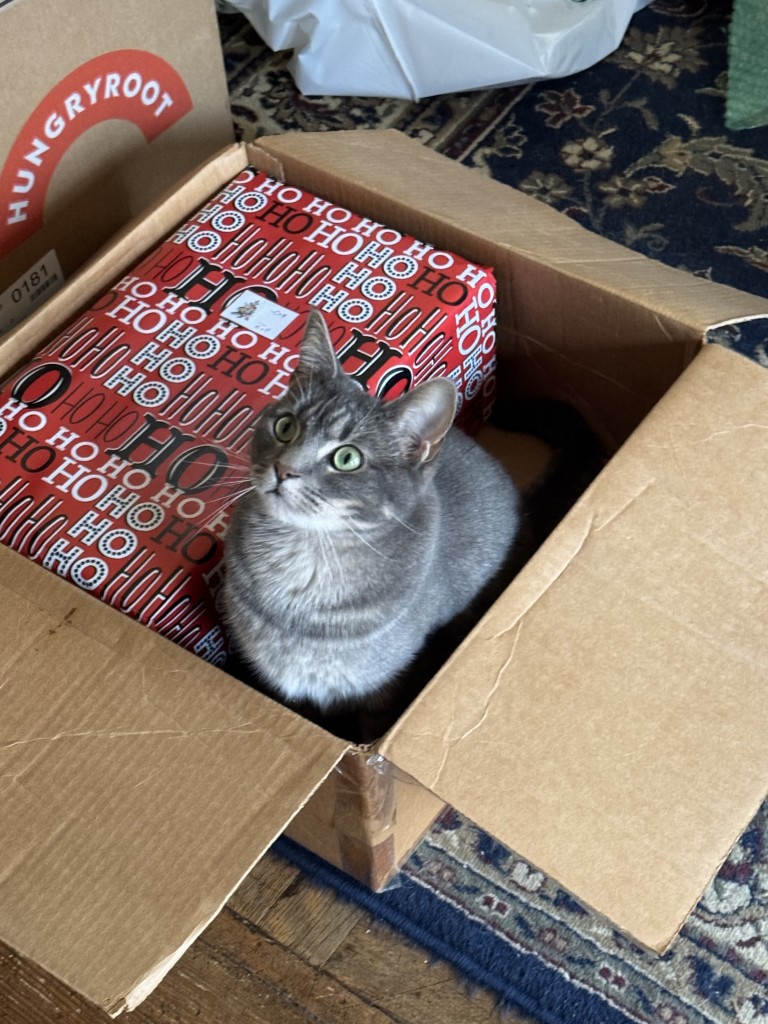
[390,378,457,464]
[294,311,341,383]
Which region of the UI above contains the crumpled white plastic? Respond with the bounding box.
[225,0,653,101]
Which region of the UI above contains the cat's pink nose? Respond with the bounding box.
[274,461,299,484]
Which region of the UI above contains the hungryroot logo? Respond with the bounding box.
[0,49,193,259]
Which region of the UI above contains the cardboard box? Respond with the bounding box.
[3,131,768,1015]
[0,0,234,333]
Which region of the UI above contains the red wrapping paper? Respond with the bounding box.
[0,168,497,665]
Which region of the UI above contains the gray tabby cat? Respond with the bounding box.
[223,311,520,733]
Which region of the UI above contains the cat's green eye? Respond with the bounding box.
[274,414,299,443]
[331,445,363,472]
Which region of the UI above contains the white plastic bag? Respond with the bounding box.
[225,0,652,101]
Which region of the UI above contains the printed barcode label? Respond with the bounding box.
[0,250,64,334]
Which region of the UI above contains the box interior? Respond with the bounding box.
[3,132,768,1012]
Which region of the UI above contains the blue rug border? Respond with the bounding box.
[274,836,636,1024]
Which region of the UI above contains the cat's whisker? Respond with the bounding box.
[387,509,420,534]
[343,520,389,559]
[325,527,344,579]
[203,483,260,517]
[220,474,256,489]
[317,527,343,584]
[188,450,253,473]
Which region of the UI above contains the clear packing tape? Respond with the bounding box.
[224,0,653,101]
[332,752,404,891]
[331,752,400,890]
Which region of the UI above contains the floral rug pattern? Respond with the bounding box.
[219,3,768,1020]
[403,803,768,1023]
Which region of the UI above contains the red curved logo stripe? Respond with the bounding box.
[0,49,193,260]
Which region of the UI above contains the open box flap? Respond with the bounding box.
[0,547,348,1015]
[381,342,768,952]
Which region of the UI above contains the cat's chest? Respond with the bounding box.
[250,526,352,606]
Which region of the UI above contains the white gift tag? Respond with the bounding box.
[222,289,300,339]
